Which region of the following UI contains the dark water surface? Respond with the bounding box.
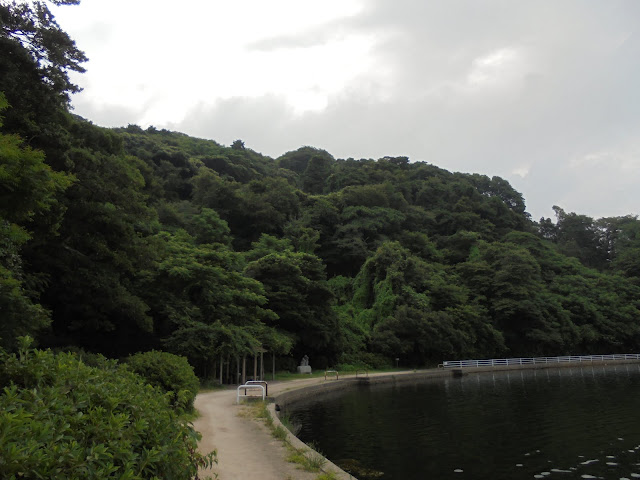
[288,364,640,480]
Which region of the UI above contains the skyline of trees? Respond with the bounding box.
[2,0,640,370]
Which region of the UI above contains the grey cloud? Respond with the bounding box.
[162,1,640,221]
[168,95,300,154]
[71,97,142,129]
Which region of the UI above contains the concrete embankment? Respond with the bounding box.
[269,360,640,478]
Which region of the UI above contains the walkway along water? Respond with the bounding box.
[194,358,640,479]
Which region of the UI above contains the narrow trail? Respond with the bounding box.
[193,376,340,480]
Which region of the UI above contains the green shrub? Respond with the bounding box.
[336,352,391,370]
[126,350,199,413]
[0,338,216,479]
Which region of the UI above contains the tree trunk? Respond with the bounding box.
[219,354,223,385]
[242,355,246,385]
[253,354,258,381]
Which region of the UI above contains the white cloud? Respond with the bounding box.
[511,165,531,178]
[52,0,640,221]
[54,0,372,122]
[467,48,523,88]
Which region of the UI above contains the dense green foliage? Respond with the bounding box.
[0,338,215,479]
[125,350,200,413]
[2,0,640,377]
[2,2,639,477]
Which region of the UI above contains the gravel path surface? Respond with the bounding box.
[193,376,336,480]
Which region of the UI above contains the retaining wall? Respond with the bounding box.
[268,359,640,479]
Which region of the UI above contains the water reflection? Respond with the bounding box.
[288,364,640,480]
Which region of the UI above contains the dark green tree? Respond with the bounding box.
[245,242,339,366]
[0,94,73,349]
[0,0,86,159]
[0,0,86,100]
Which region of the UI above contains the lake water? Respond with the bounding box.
[288,364,640,480]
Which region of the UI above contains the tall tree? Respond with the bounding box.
[0,94,73,349]
[0,0,86,103]
[245,238,339,366]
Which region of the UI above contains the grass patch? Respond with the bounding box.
[286,449,307,465]
[272,370,328,381]
[279,412,302,436]
[303,450,327,472]
[286,447,326,472]
[273,425,289,441]
[238,399,272,426]
[315,472,338,480]
[272,366,431,381]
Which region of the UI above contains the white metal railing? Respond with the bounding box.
[245,380,268,396]
[236,384,266,403]
[440,353,640,369]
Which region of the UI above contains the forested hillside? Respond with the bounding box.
[3,0,640,374]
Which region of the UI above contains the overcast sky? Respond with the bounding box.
[53,0,640,221]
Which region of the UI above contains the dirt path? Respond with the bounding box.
[193,377,335,480]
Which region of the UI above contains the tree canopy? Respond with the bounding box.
[2,0,640,373]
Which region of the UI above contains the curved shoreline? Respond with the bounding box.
[268,359,640,479]
[195,359,640,479]
[273,358,640,406]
